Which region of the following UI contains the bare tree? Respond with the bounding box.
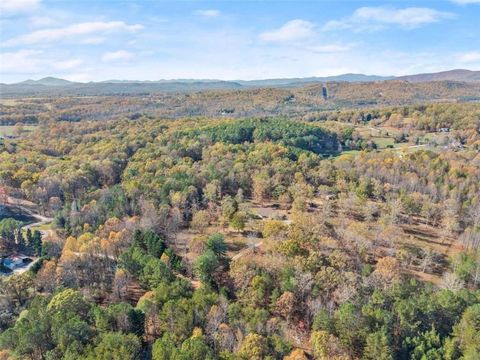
[420,249,434,273]
[441,272,465,291]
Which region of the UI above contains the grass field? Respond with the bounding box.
[373,136,395,148]
[28,222,53,232]
[22,222,54,238]
[0,125,37,137]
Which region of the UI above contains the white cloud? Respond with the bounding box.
[196,9,221,17]
[458,51,480,63]
[303,43,355,53]
[0,50,84,78]
[62,72,92,82]
[3,21,143,46]
[0,49,42,72]
[323,7,455,31]
[451,0,480,4]
[29,16,58,27]
[0,0,40,14]
[53,59,83,70]
[259,19,315,42]
[80,37,106,45]
[102,50,134,62]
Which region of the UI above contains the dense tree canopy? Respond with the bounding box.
[0,101,479,359]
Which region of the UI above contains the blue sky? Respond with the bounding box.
[1,0,479,83]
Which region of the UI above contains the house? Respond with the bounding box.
[3,256,25,270]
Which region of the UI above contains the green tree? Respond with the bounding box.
[363,330,393,360]
[157,299,194,345]
[405,326,444,360]
[119,247,149,278]
[89,332,142,360]
[140,257,174,289]
[179,329,214,360]
[310,330,330,360]
[26,228,33,246]
[230,211,247,232]
[51,314,92,356]
[452,304,480,359]
[312,309,334,333]
[0,218,23,251]
[93,302,144,336]
[47,289,91,318]
[194,250,220,286]
[143,230,166,258]
[221,196,238,225]
[31,230,43,256]
[0,297,53,359]
[334,303,365,356]
[237,333,269,360]
[191,210,210,233]
[205,233,228,258]
[152,334,179,360]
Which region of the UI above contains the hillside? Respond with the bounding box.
[2,69,479,97]
[1,108,479,359]
[18,77,76,86]
[397,69,480,83]
[2,80,480,125]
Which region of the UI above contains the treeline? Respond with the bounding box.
[177,118,339,153]
[305,103,480,131]
[0,218,42,258]
[2,81,480,125]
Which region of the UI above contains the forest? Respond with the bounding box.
[2,80,480,125]
[0,97,479,360]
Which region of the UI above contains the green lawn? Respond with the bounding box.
[22,222,53,237]
[341,149,361,155]
[30,222,53,231]
[373,137,395,149]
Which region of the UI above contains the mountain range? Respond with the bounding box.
[1,69,479,96]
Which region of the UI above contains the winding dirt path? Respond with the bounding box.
[231,241,263,261]
[7,196,54,237]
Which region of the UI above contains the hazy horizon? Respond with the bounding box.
[6,68,480,85]
[1,0,480,83]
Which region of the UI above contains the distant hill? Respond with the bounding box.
[2,80,480,125]
[237,73,394,87]
[18,77,76,86]
[1,69,479,97]
[396,69,480,83]
[0,80,243,96]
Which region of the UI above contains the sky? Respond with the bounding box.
[1,0,480,83]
